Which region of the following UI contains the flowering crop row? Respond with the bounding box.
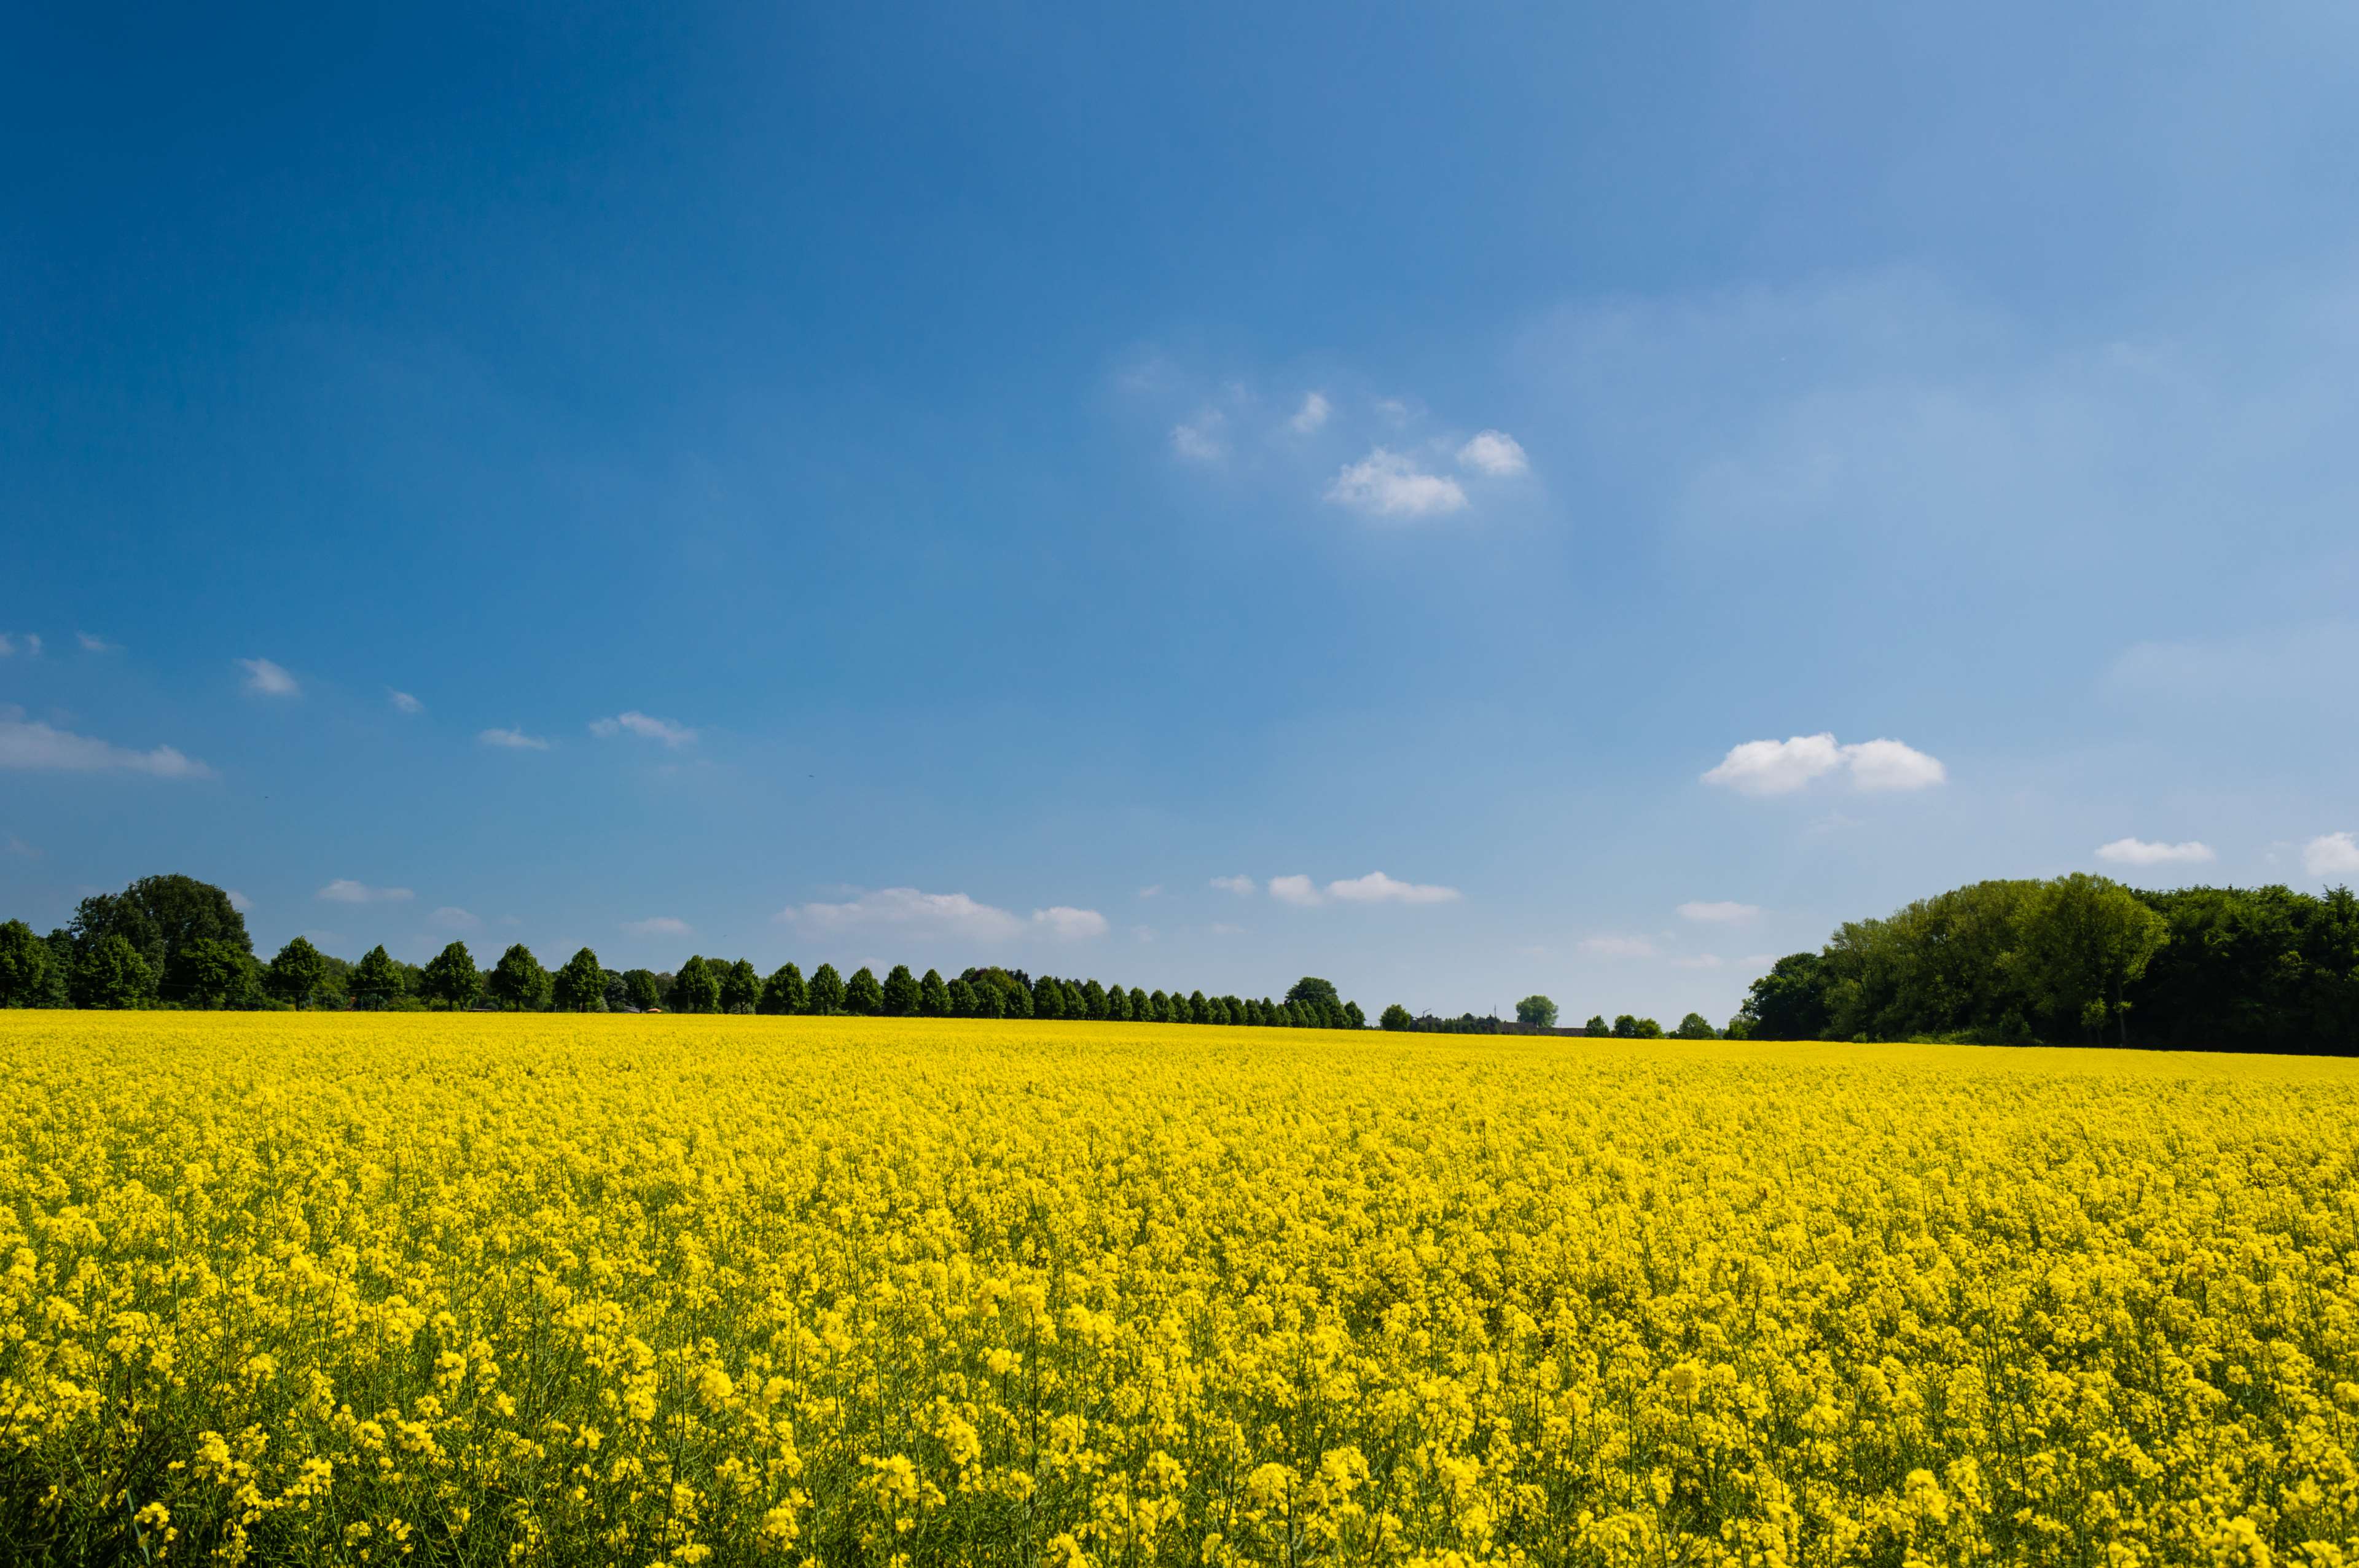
[2,1013,2355,1566]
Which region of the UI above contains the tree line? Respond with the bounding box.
[0,874,1369,1028]
[1733,873,2359,1053]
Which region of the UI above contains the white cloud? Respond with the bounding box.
[778,887,1026,942]
[1289,392,1331,434]
[1702,733,1946,795]
[478,728,550,751]
[1324,448,1469,519]
[2305,832,2359,878]
[1136,884,1163,899]
[0,708,211,779]
[1210,875,1256,895]
[1581,935,1659,959]
[1841,738,1948,791]
[318,880,414,905]
[1171,414,1224,462]
[1374,398,1411,426]
[431,906,480,930]
[77,632,119,653]
[1268,874,1322,907]
[225,889,252,913]
[21,634,40,657]
[1678,900,1761,923]
[238,658,299,696]
[1456,430,1530,477]
[388,689,424,715]
[590,711,697,747]
[2096,837,2217,867]
[2,833,34,857]
[1031,906,1109,940]
[0,635,12,657]
[1325,870,1462,905]
[623,916,692,937]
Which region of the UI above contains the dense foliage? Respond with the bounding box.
[1737,875,2359,1053]
[6,1014,2355,1565]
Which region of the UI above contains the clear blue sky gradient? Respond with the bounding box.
[6,2,2357,1020]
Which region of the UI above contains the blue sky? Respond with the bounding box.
[6,1,2358,1021]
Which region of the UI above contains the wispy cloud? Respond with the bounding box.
[1672,954,1726,970]
[0,707,210,778]
[1209,875,1256,895]
[388,689,424,715]
[2096,837,2216,867]
[2305,832,2359,878]
[1324,448,1468,519]
[318,879,414,904]
[431,906,480,930]
[590,711,697,747]
[76,632,120,653]
[478,728,550,751]
[1032,906,1109,940]
[3,833,36,857]
[1581,935,1659,959]
[1325,871,1461,905]
[1288,392,1331,434]
[1170,413,1225,463]
[1455,430,1530,477]
[1702,733,1946,795]
[623,916,692,936]
[1268,874,1321,907]
[1677,900,1760,923]
[238,658,299,696]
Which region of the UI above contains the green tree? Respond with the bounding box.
[487,943,549,1011]
[1610,1014,1664,1039]
[1516,994,1559,1028]
[1145,989,1168,1023]
[421,942,482,1010]
[671,956,722,1014]
[2021,873,2170,1045]
[1673,1012,1716,1039]
[720,959,761,1014]
[623,969,661,1012]
[69,873,252,999]
[945,977,979,1017]
[1344,1000,1366,1028]
[1033,974,1066,1020]
[807,962,845,1015]
[1186,988,1209,1024]
[264,937,329,1010]
[1127,986,1149,1021]
[69,934,156,1008]
[1286,977,1344,1028]
[0,920,58,1008]
[882,964,921,1016]
[1380,1003,1414,1032]
[919,968,950,1017]
[844,966,883,1015]
[351,944,407,1010]
[758,962,808,1015]
[1733,953,1834,1041]
[1105,984,1132,1021]
[1582,1015,1607,1035]
[554,947,608,1012]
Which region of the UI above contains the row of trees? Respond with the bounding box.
[0,875,1370,1028]
[1733,873,2359,1052]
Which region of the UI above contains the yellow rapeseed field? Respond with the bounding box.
[3,1014,2357,1567]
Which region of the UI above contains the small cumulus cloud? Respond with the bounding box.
[1268,874,1322,907]
[2096,837,2216,867]
[623,916,692,937]
[1326,871,1461,905]
[238,658,299,696]
[1032,906,1109,940]
[1581,935,1658,959]
[1288,392,1331,434]
[1170,413,1225,463]
[1678,900,1760,923]
[590,711,697,747]
[1209,875,1256,896]
[318,880,414,904]
[1136,884,1164,899]
[0,707,211,778]
[77,632,120,653]
[478,728,550,751]
[2305,832,2359,878]
[388,689,424,715]
[1456,430,1530,477]
[778,887,1025,942]
[431,907,480,930]
[1324,448,1468,519]
[1702,733,1946,795]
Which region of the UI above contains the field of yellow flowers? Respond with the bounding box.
[3,1014,2356,1567]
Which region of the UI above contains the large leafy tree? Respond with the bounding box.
[1032,975,1066,1020]
[420,942,481,1010]
[882,964,921,1016]
[1516,994,1559,1028]
[1285,977,1343,1028]
[2020,873,2168,1045]
[758,962,808,1015]
[719,959,761,1015]
[487,943,549,1012]
[844,966,883,1015]
[670,956,721,1014]
[945,977,978,1017]
[0,919,58,1008]
[918,969,950,1017]
[1380,1003,1414,1031]
[71,934,157,1008]
[1732,954,1833,1042]
[623,969,662,1012]
[1673,1012,1717,1039]
[351,945,407,1010]
[264,937,329,1010]
[170,938,256,1008]
[553,948,608,1012]
[1611,1014,1664,1039]
[807,962,845,1015]
[68,874,251,999]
